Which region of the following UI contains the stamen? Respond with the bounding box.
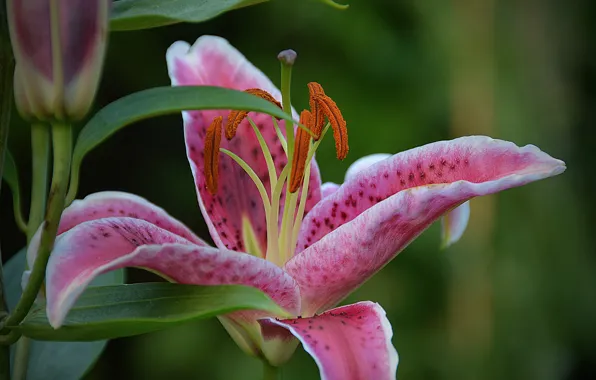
[291,124,330,255]
[289,110,312,193]
[273,117,288,156]
[220,148,271,215]
[247,116,278,192]
[204,116,223,194]
[267,165,290,266]
[244,88,283,109]
[225,89,283,140]
[225,110,248,140]
[313,94,349,160]
[307,82,326,140]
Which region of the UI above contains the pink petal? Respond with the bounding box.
[166,36,321,256]
[26,191,206,270]
[59,191,205,244]
[260,301,398,380]
[290,136,565,313]
[321,182,340,199]
[345,154,473,249]
[440,201,470,249]
[344,153,391,182]
[46,217,300,328]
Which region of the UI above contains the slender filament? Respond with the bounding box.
[247,116,278,192]
[220,148,271,215]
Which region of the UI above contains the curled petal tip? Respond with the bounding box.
[262,302,398,380]
[440,201,471,249]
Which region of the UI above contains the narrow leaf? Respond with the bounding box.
[110,0,268,31]
[12,283,287,341]
[69,86,295,202]
[4,249,124,380]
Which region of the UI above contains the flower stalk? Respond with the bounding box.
[27,123,50,242]
[262,361,280,380]
[4,121,72,328]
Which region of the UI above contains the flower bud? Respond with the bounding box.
[7,0,110,121]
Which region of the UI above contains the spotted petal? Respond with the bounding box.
[260,301,398,380]
[344,153,391,182]
[45,217,300,328]
[58,191,205,243]
[346,155,472,249]
[321,182,340,199]
[26,191,206,270]
[290,136,565,313]
[166,35,322,256]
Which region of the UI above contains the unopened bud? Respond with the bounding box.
[7,0,110,121]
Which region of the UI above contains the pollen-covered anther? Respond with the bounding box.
[225,110,248,140]
[205,116,223,194]
[244,88,283,109]
[225,88,283,140]
[289,110,313,193]
[313,94,349,160]
[307,82,326,140]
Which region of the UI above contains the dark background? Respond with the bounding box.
[2,0,596,379]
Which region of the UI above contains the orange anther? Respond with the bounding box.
[204,116,223,194]
[244,88,283,109]
[225,110,248,140]
[307,82,326,140]
[289,110,313,192]
[313,94,348,160]
[224,88,282,140]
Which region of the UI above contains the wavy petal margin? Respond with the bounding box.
[260,301,398,380]
[45,217,300,327]
[290,136,565,313]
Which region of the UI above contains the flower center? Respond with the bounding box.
[203,62,347,266]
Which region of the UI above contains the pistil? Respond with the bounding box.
[202,51,348,267]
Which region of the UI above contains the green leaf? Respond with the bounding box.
[2,150,26,232]
[13,283,288,341]
[110,0,268,31]
[4,249,124,380]
[68,86,294,202]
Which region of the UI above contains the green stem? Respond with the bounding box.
[27,123,50,243]
[64,161,78,206]
[12,337,31,380]
[13,124,49,380]
[4,122,72,328]
[262,361,280,380]
[0,350,7,380]
[0,0,14,376]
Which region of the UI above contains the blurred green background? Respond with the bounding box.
[2,0,595,379]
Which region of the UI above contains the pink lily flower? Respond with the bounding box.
[33,36,565,379]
